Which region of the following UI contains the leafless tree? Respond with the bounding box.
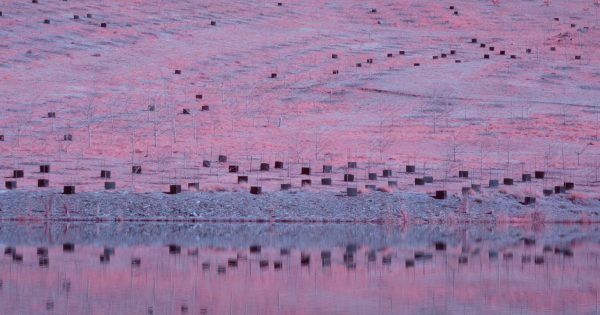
[426,89,452,134]
[313,126,330,161]
[370,120,395,162]
[83,98,95,148]
[450,130,464,162]
[288,131,305,164]
[14,113,30,148]
[595,104,600,141]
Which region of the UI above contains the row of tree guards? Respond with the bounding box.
[297,34,583,83]
[326,28,584,79]
[469,12,586,61]
[3,159,576,204]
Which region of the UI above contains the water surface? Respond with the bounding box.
[0,222,599,315]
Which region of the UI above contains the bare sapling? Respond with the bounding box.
[442,152,451,191]
[451,131,463,162]
[193,111,198,144]
[561,144,566,182]
[371,120,395,162]
[14,113,30,148]
[157,151,170,185]
[289,133,304,164]
[479,142,487,185]
[595,105,600,141]
[150,107,164,148]
[595,157,599,183]
[313,126,329,161]
[84,98,95,148]
[170,109,177,154]
[544,145,553,187]
[505,138,512,178]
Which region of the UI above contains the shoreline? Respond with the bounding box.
[1,216,600,225]
[0,219,598,250]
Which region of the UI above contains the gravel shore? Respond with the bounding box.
[1,190,598,224]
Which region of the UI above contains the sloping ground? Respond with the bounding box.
[0,0,599,207]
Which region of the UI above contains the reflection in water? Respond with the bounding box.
[0,223,599,315]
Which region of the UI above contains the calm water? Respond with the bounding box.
[0,222,599,315]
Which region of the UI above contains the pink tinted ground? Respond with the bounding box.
[0,0,599,200]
